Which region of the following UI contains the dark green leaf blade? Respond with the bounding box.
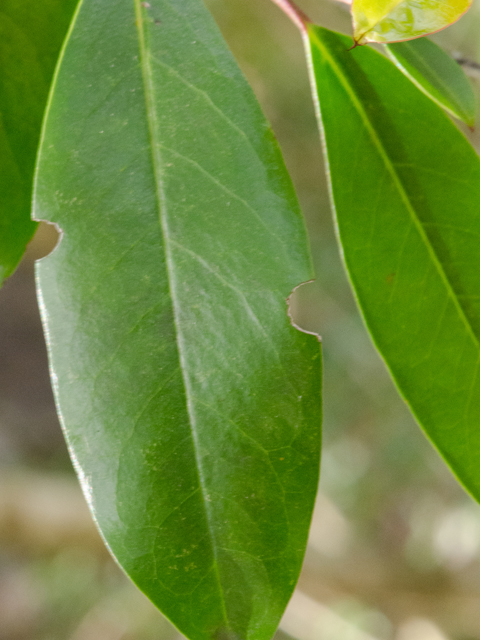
[0,0,77,284]
[34,1,322,639]
[386,38,476,127]
[306,26,480,500]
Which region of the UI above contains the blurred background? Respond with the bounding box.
[2,0,480,638]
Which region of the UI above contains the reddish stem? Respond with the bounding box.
[269,0,310,33]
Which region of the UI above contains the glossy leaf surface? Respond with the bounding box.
[34,1,322,638]
[351,0,471,44]
[0,0,77,284]
[387,38,476,126]
[306,25,480,501]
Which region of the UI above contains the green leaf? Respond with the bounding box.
[0,0,77,284]
[306,26,480,501]
[351,0,472,44]
[386,38,476,127]
[34,1,322,638]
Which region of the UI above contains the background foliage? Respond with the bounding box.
[1,0,480,638]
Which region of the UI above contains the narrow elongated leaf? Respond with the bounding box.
[34,1,322,638]
[306,26,480,500]
[387,38,476,126]
[351,0,472,44]
[0,0,77,284]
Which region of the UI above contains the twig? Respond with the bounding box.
[269,0,311,33]
[454,56,480,80]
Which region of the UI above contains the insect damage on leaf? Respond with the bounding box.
[287,281,323,342]
[33,1,322,639]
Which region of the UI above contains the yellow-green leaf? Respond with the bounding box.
[352,0,472,44]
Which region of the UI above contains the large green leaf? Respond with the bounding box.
[34,1,322,638]
[386,38,476,127]
[0,0,77,284]
[306,26,480,500]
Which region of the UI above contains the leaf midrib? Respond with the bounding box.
[307,28,480,353]
[133,0,229,625]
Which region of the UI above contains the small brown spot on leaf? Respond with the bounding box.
[386,273,396,285]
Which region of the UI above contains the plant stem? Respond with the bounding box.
[269,0,310,33]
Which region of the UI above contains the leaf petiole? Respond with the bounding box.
[269,0,310,33]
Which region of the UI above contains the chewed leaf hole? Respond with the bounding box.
[29,220,63,261]
[287,280,322,341]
